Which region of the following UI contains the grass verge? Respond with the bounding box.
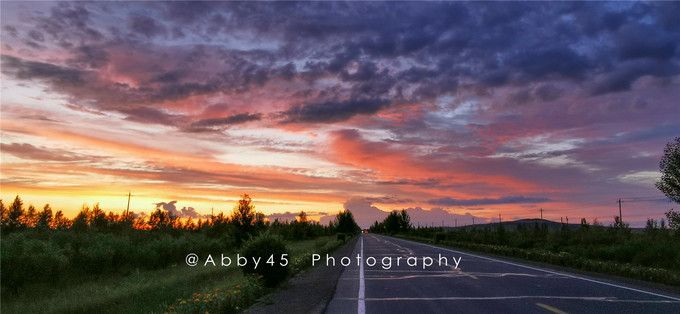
[164,235,346,313]
[1,236,346,314]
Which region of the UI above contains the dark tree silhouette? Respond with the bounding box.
[657,137,680,203]
[371,209,411,234]
[656,137,680,231]
[298,211,308,223]
[36,204,53,229]
[24,204,37,227]
[71,205,90,232]
[8,195,25,231]
[399,209,411,232]
[148,207,175,230]
[90,203,108,230]
[0,199,7,228]
[231,194,257,242]
[53,210,71,229]
[384,211,401,234]
[335,210,360,234]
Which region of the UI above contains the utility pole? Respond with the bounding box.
[540,208,544,220]
[566,216,569,224]
[618,198,623,225]
[126,192,132,218]
[499,213,502,223]
[561,217,563,224]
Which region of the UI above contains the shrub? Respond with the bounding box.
[1,233,67,294]
[434,232,446,244]
[76,236,116,274]
[240,232,289,287]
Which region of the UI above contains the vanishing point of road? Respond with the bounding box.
[325,233,680,313]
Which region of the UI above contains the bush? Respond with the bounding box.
[240,232,289,287]
[434,232,446,244]
[1,233,67,294]
[337,233,346,242]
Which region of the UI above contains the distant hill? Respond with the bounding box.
[444,218,643,231]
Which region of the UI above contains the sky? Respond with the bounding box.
[1,1,679,228]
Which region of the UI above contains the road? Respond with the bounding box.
[325,233,680,313]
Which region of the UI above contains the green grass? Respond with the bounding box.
[1,260,241,313]
[2,235,345,314]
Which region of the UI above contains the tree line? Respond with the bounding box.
[0,194,359,240]
[0,194,360,294]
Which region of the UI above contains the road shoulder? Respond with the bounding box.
[246,236,359,314]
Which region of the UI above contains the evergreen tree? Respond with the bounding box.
[8,195,25,231]
[231,194,257,242]
[36,204,53,229]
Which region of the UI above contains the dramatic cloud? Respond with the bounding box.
[189,112,262,131]
[153,201,211,219]
[281,98,391,124]
[154,201,180,217]
[404,207,489,228]
[329,198,389,229]
[180,206,210,219]
[1,143,93,162]
[1,2,678,226]
[428,196,553,207]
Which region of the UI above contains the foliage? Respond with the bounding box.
[666,209,680,231]
[165,235,345,314]
[231,194,260,244]
[6,195,25,232]
[168,278,264,314]
[240,232,290,287]
[656,136,680,204]
[369,209,411,234]
[334,210,360,234]
[1,232,67,294]
[0,194,340,298]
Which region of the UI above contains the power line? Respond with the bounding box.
[620,195,668,200]
[621,198,669,203]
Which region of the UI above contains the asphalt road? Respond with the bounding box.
[325,233,680,314]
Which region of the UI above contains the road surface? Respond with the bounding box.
[325,233,680,313]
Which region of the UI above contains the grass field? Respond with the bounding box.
[1,236,344,313]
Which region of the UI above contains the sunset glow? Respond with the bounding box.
[2,2,678,227]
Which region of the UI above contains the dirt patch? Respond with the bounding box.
[245,236,358,314]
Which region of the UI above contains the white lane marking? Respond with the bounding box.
[358,234,366,314]
[391,236,680,301]
[337,296,680,303]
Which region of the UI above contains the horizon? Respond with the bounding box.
[2,2,679,229]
